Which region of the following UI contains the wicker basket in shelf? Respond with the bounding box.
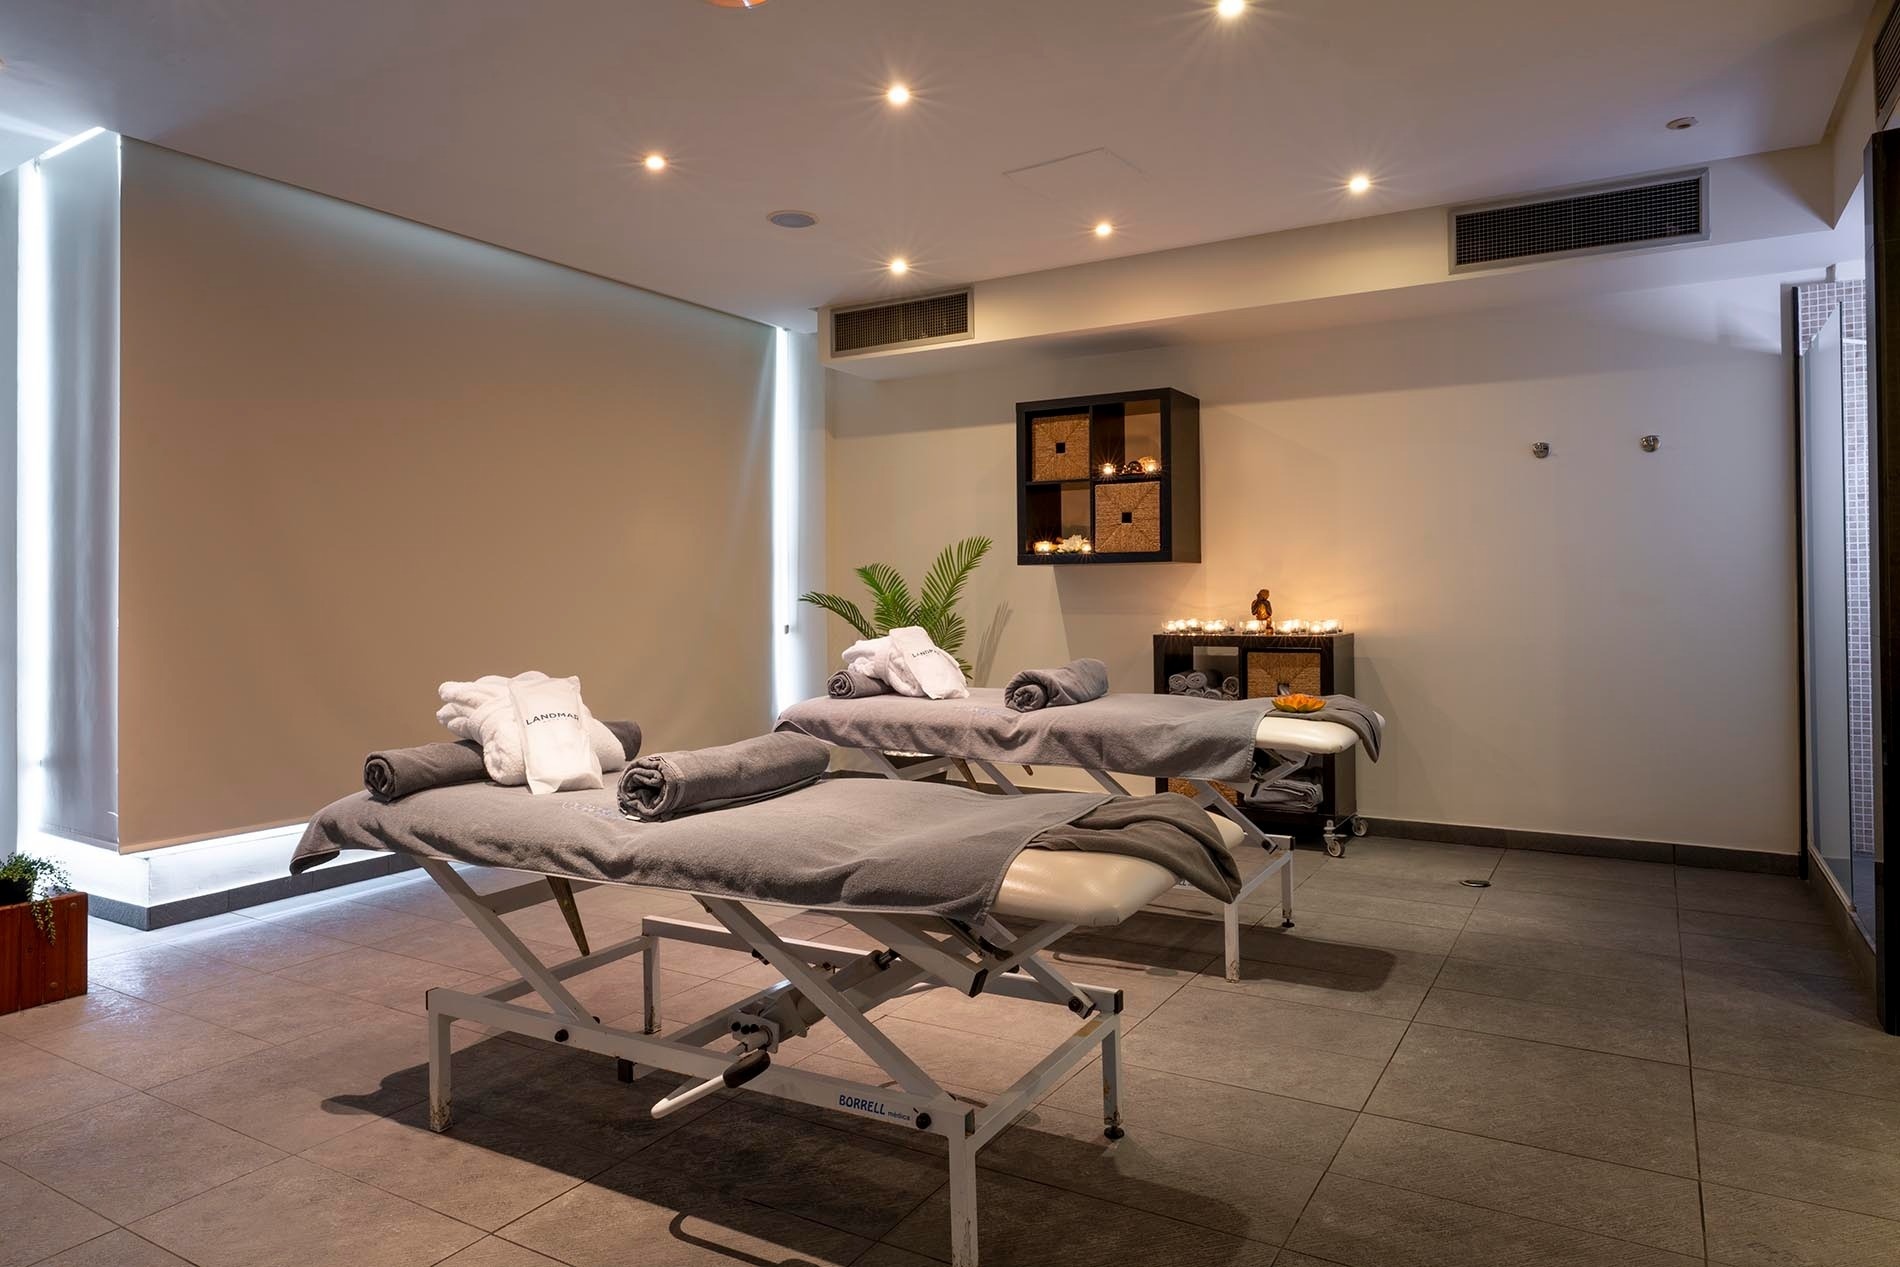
[1029,414,1091,482]
[1248,651,1323,699]
[1170,777,1239,805]
[1093,480,1161,553]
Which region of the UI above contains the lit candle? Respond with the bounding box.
[1100,462,1117,478]
[1034,540,1053,554]
[1138,456,1160,474]
[1243,619,1262,633]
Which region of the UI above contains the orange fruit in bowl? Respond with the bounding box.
[1272,693,1326,713]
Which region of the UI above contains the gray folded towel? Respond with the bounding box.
[366,722,644,802]
[1277,695,1384,761]
[1166,672,1189,694]
[827,668,888,700]
[1221,676,1240,698]
[618,733,832,821]
[1004,658,1110,712]
[1184,670,1211,692]
[1245,777,1322,811]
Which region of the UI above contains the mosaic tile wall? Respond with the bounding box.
[1797,280,1873,864]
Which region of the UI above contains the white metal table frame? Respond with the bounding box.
[417,858,1128,1267]
[851,748,1298,981]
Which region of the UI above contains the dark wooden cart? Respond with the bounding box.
[1152,631,1365,855]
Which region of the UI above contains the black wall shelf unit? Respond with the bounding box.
[1016,388,1200,564]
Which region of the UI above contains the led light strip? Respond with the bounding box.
[16,146,49,841]
[770,327,800,715]
[15,126,109,848]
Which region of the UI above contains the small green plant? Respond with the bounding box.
[0,854,73,942]
[800,536,994,675]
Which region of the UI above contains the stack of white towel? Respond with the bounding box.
[843,626,968,700]
[437,670,629,786]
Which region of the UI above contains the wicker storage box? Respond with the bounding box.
[1094,480,1162,553]
[1029,414,1091,482]
[1170,777,1239,805]
[1248,651,1323,699]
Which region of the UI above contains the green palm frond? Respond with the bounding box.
[803,537,992,673]
[855,562,917,634]
[797,591,875,640]
[918,536,992,625]
[931,608,970,659]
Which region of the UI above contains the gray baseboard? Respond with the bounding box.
[88,853,421,931]
[1362,818,1800,876]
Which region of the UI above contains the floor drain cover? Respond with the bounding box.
[1459,879,1492,888]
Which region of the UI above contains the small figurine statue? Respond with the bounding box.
[1250,589,1273,623]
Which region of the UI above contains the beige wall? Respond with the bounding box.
[826,277,1801,854]
[117,142,775,850]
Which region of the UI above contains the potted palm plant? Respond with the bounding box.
[0,854,86,1016]
[800,536,993,675]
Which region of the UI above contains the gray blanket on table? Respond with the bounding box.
[292,777,1234,922]
[778,688,1274,783]
[1003,658,1109,713]
[1282,696,1383,762]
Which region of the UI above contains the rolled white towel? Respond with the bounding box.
[886,626,968,699]
[436,672,626,782]
[842,628,967,700]
[840,636,921,697]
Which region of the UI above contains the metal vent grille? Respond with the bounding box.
[1879,1,1900,124]
[1451,172,1707,270]
[831,290,971,355]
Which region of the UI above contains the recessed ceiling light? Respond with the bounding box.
[1347,173,1372,195]
[1216,0,1246,18]
[889,258,909,275]
[643,153,668,172]
[1094,221,1114,238]
[1666,115,1697,131]
[887,83,912,106]
[768,210,818,229]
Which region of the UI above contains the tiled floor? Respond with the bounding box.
[1,837,1893,1267]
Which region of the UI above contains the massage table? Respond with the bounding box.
[292,776,1231,1267]
[778,688,1371,981]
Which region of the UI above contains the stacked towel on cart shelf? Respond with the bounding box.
[1166,669,1240,700]
[1244,776,1323,811]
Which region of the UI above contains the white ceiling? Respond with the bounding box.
[0,0,1873,331]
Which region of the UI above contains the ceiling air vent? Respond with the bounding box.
[1878,1,1900,125]
[831,289,972,356]
[1450,170,1709,272]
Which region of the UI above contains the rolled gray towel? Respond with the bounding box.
[364,740,486,802]
[827,668,888,700]
[366,719,644,802]
[1221,676,1240,698]
[618,733,831,821]
[604,720,643,762]
[1184,670,1211,692]
[1004,658,1109,712]
[1167,672,1189,694]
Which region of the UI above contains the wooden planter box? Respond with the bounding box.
[0,891,87,1016]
